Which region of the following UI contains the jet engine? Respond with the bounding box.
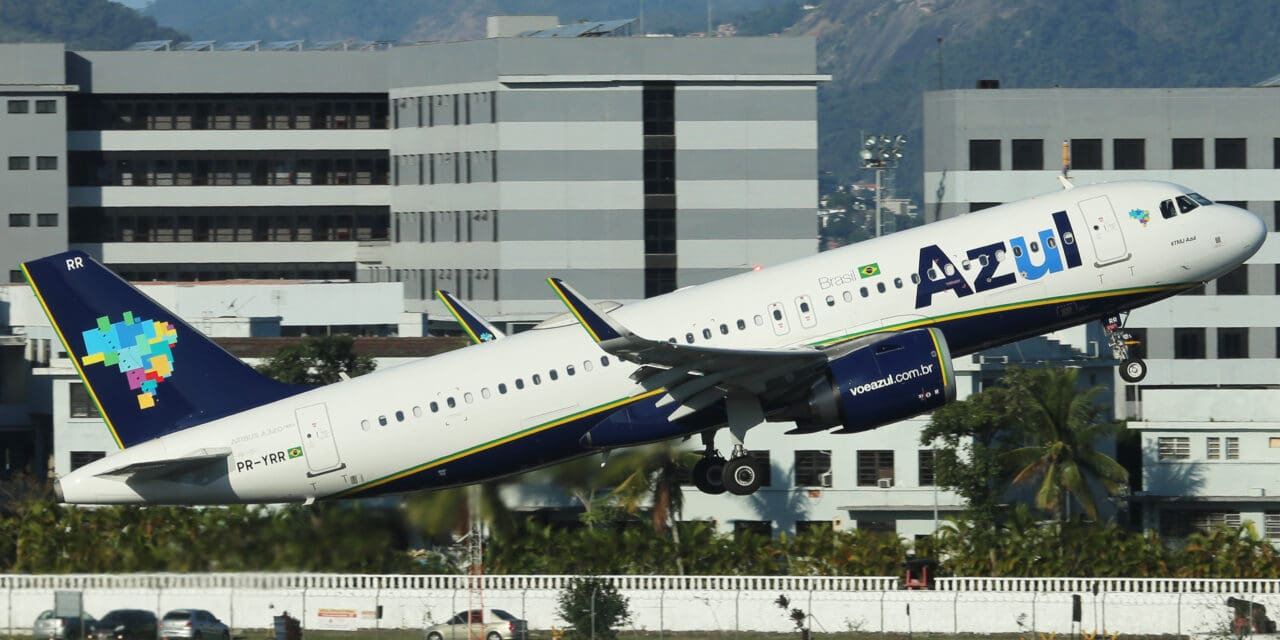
[785,327,956,434]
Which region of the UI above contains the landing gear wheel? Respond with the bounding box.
[693,455,727,495]
[723,456,762,496]
[1119,358,1147,383]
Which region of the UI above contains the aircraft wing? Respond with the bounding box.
[547,278,832,419]
[435,290,505,344]
[93,448,231,482]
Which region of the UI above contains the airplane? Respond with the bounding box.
[22,179,1265,504]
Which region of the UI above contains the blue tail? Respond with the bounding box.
[22,251,306,448]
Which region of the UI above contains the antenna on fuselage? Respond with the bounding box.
[1058,139,1074,190]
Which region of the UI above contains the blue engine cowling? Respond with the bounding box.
[787,327,956,434]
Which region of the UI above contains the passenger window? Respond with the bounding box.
[979,255,990,267]
[737,319,747,330]
[753,315,764,326]
[685,333,695,343]
[826,295,835,306]
[910,274,921,284]
[395,410,404,422]
[1062,232,1075,245]
[515,378,525,389]
[1012,245,1023,258]
[1160,199,1176,218]
[447,397,456,408]
[799,301,811,313]
[549,369,558,381]
[720,323,729,334]
[600,356,610,366]
[995,249,1007,262]
[481,387,491,399]
[361,419,371,431]
[842,291,853,303]
[1047,237,1058,249]
[567,365,575,376]
[702,328,712,339]
[667,337,677,343]
[583,360,593,372]
[772,309,783,321]
[412,406,422,418]
[532,374,542,385]
[464,392,474,403]
[944,264,956,276]
[961,259,971,271]
[876,282,886,293]
[498,383,508,394]
[1177,195,1198,213]
[430,401,439,412]
[927,268,939,281]
[860,287,869,297]
[378,415,388,426]
[893,277,903,288]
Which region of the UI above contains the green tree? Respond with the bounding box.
[255,334,375,384]
[557,576,631,640]
[1004,368,1127,521]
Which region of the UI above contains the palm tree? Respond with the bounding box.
[1004,368,1128,521]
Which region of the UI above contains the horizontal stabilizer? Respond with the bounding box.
[95,448,231,481]
[435,290,505,344]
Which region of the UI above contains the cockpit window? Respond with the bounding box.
[1176,195,1199,213]
[1160,199,1177,219]
[1188,192,1213,206]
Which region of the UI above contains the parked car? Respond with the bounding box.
[424,609,528,640]
[34,610,96,640]
[159,610,229,640]
[93,610,158,640]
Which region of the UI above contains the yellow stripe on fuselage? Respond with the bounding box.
[20,263,125,450]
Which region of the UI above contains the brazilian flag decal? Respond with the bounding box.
[288,447,304,459]
[858,263,881,278]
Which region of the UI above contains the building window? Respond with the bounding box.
[642,82,675,136]
[858,518,896,533]
[1267,513,1280,540]
[856,449,895,486]
[969,139,1000,170]
[733,520,771,540]
[37,213,58,227]
[1011,139,1043,170]
[644,208,675,254]
[1157,436,1190,461]
[70,382,101,418]
[1215,264,1248,294]
[9,270,22,283]
[1113,138,1145,169]
[747,450,772,488]
[7,99,28,114]
[795,520,832,536]
[1125,327,1147,359]
[1226,436,1240,460]
[1217,328,1249,359]
[969,202,1000,212]
[36,156,57,170]
[1071,138,1102,169]
[35,99,56,114]
[1161,510,1240,537]
[1275,138,1280,169]
[1174,328,1205,359]
[1171,138,1204,169]
[918,449,936,486]
[8,156,29,170]
[793,450,831,487]
[69,451,106,471]
[1207,437,1220,460]
[9,213,30,227]
[1215,138,1247,169]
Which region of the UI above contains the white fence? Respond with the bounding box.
[2,574,1271,637]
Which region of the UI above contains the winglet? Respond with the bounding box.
[546,277,629,344]
[435,290,504,344]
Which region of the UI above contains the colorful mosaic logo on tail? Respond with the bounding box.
[81,311,178,410]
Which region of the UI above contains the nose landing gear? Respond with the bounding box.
[1104,313,1146,383]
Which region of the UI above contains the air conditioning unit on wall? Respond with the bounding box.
[819,471,833,488]
[877,477,894,489]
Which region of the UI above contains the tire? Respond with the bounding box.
[487,633,502,640]
[723,456,762,496]
[428,632,444,640]
[692,456,727,495]
[1119,358,1147,383]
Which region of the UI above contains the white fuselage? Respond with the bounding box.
[60,180,1267,504]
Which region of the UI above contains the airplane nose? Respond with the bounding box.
[1235,204,1268,259]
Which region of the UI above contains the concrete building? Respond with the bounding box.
[923,85,1280,539]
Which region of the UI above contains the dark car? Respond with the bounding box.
[93,610,158,640]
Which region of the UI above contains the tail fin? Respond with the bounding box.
[22,251,305,449]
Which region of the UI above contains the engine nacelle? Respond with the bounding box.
[787,327,956,434]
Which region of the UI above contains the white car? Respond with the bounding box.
[425,609,528,640]
[159,610,229,640]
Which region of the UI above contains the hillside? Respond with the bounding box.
[0,0,186,50]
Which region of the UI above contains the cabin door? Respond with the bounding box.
[295,402,345,477]
[1076,195,1131,266]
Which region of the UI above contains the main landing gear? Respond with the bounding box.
[1104,313,1147,383]
[692,394,766,496]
